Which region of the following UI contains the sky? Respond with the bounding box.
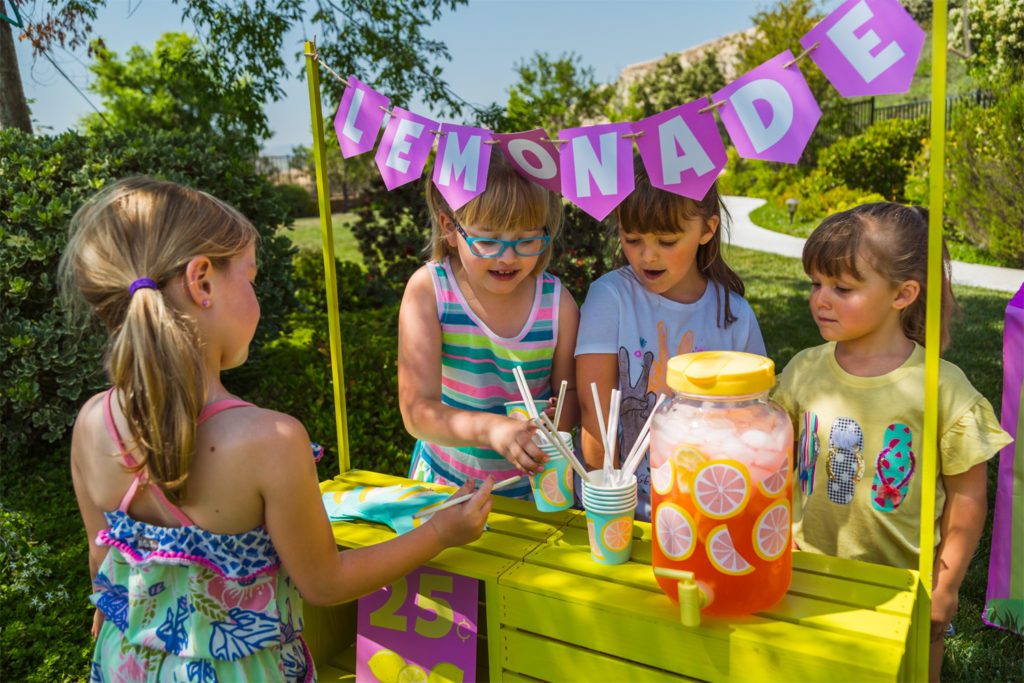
[13,0,843,156]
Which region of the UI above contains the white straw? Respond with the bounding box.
[552,379,568,431]
[604,389,621,484]
[412,476,522,519]
[535,413,590,481]
[512,366,540,421]
[590,383,612,475]
[619,394,666,483]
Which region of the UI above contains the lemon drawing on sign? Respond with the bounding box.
[367,648,406,683]
[692,460,750,519]
[753,498,791,561]
[602,517,633,552]
[427,661,465,683]
[756,455,790,497]
[538,469,568,506]
[655,502,696,560]
[651,458,675,495]
[706,524,754,576]
[398,664,428,683]
[587,519,606,560]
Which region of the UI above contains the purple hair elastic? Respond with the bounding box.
[129,278,159,297]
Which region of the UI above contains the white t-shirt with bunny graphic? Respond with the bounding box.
[575,266,766,521]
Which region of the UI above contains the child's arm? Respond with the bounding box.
[398,267,545,474]
[576,353,619,469]
[550,286,580,432]
[259,412,493,606]
[932,461,988,640]
[70,396,111,638]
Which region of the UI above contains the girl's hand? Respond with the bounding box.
[490,418,547,474]
[930,584,958,642]
[427,479,494,548]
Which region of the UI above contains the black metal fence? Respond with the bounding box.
[841,89,995,134]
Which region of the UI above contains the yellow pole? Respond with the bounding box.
[304,41,351,473]
[918,3,948,679]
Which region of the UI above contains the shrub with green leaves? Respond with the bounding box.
[0,128,298,457]
[816,117,928,200]
[946,80,1024,266]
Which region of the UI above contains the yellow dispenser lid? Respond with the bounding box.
[666,351,775,396]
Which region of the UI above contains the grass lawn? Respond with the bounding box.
[3,239,1019,682]
[284,212,362,262]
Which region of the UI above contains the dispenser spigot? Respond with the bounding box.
[653,567,708,627]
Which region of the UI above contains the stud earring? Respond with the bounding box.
[202,299,210,308]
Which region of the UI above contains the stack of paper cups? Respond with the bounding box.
[581,471,638,565]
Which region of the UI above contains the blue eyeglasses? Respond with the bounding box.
[453,220,550,258]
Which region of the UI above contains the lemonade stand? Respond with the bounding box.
[299,0,952,678]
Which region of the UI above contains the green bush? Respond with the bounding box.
[0,128,298,457]
[785,170,887,222]
[274,183,316,219]
[946,81,1024,266]
[816,117,928,200]
[227,304,410,477]
[350,175,430,300]
[547,203,617,304]
[718,147,808,199]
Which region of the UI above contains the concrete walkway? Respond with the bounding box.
[723,195,1024,295]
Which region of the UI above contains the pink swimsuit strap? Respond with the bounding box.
[103,389,255,526]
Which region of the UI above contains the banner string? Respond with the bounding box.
[784,42,820,69]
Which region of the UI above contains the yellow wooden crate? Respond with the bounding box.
[496,514,925,683]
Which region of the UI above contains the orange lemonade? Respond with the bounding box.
[650,352,794,616]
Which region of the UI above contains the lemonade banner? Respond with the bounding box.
[331,0,924,218]
[357,566,478,683]
[984,284,1024,635]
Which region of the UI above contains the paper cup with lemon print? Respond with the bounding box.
[528,454,573,512]
[504,399,548,422]
[584,505,636,565]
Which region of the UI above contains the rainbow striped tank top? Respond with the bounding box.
[408,258,562,498]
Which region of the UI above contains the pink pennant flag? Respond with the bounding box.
[632,100,727,202]
[713,51,821,164]
[802,0,925,97]
[559,123,635,221]
[333,76,390,158]
[432,123,494,211]
[374,107,437,191]
[493,129,561,193]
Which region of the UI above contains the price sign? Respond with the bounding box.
[356,566,478,683]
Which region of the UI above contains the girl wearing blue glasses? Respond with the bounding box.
[399,152,580,498]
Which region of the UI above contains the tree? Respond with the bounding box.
[505,51,604,132]
[0,14,31,132]
[733,0,844,161]
[948,0,1024,80]
[617,50,726,122]
[79,32,266,150]
[2,0,469,135]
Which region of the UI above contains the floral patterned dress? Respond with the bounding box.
[89,390,318,682]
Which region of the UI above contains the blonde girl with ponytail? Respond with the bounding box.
[63,177,492,682]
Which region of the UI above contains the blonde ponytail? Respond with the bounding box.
[59,177,258,503]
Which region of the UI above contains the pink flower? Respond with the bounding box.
[206,572,275,612]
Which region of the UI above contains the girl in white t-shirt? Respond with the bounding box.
[575,164,765,521]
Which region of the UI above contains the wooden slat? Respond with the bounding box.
[502,628,698,682]
[498,575,906,682]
